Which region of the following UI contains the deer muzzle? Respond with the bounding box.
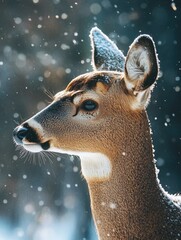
[13,123,50,152]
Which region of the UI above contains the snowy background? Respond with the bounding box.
[0,0,181,239]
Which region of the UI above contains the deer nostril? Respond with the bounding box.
[17,127,28,140]
[13,126,29,144]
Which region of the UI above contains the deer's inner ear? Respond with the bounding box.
[124,34,159,93]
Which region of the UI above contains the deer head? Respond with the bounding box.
[13,27,159,181]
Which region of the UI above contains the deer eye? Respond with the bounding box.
[81,100,98,112]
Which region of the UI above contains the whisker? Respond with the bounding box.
[45,151,55,165]
[41,86,55,101]
[15,147,60,177]
[45,152,56,176]
[13,119,20,125]
[38,151,46,166]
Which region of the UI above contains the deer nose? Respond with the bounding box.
[13,126,29,144]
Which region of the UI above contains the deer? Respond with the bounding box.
[13,27,181,239]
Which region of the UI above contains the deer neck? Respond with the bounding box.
[82,111,164,239]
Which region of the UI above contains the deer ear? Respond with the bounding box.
[90,27,125,72]
[124,34,159,93]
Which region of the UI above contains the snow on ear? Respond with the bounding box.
[90,27,125,72]
[124,34,159,93]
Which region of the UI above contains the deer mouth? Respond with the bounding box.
[21,141,50,153]
[40,141,50,150]
[24,142,50,153]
